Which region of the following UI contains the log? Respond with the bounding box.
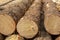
[34,31,52,40]
[43,0,60,35]
[0,34,4,40]
[17,0,41,38]
[55,36,60,40]
[5,34,24,40]
[0,0,34,35]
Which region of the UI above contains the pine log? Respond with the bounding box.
[0,0,34,35]
[17,0,41,38]
[55,36,60,40]
[43,0,60,35]
[5,34,24,40]
[34,31,52,40]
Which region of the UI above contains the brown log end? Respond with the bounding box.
[0,14,16,35]
[44,14,60,35]
[5,34,24,40]
[17,17,38,38]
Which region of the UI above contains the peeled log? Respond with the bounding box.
[55,36,60,40]
[0,0,34,35]
[17,0,41,38]
[43,0,60,35]
[34,31,52,40]
[5,34,24,40]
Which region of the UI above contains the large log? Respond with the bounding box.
[17,0,41,38]
[5,34,24,40]
[43,0,60,35]
[0,0,34,35]
[34,31,52,40]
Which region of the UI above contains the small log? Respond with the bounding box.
[5,34,24,40]
[17,0,41,38]
[0,14,16,35]
[0,0,34,35]
[43,0,60,35]
[34,31,52,40]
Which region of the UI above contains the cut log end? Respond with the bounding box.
[44,14,60,35]
[0,14,16,35]
[17,17,38,38]
[55,36,60,40]
[5,34,24,40]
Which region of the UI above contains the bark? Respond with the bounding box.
[34,31,52,40]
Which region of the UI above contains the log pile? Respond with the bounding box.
[0,0,60,40]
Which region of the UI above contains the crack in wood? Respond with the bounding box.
[0,0,15,6]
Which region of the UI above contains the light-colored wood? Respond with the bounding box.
[0,14,15,35]
[5,34,24,40]
[43,0,60,35]
[17,0,41,38]
[0,0,34,35]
